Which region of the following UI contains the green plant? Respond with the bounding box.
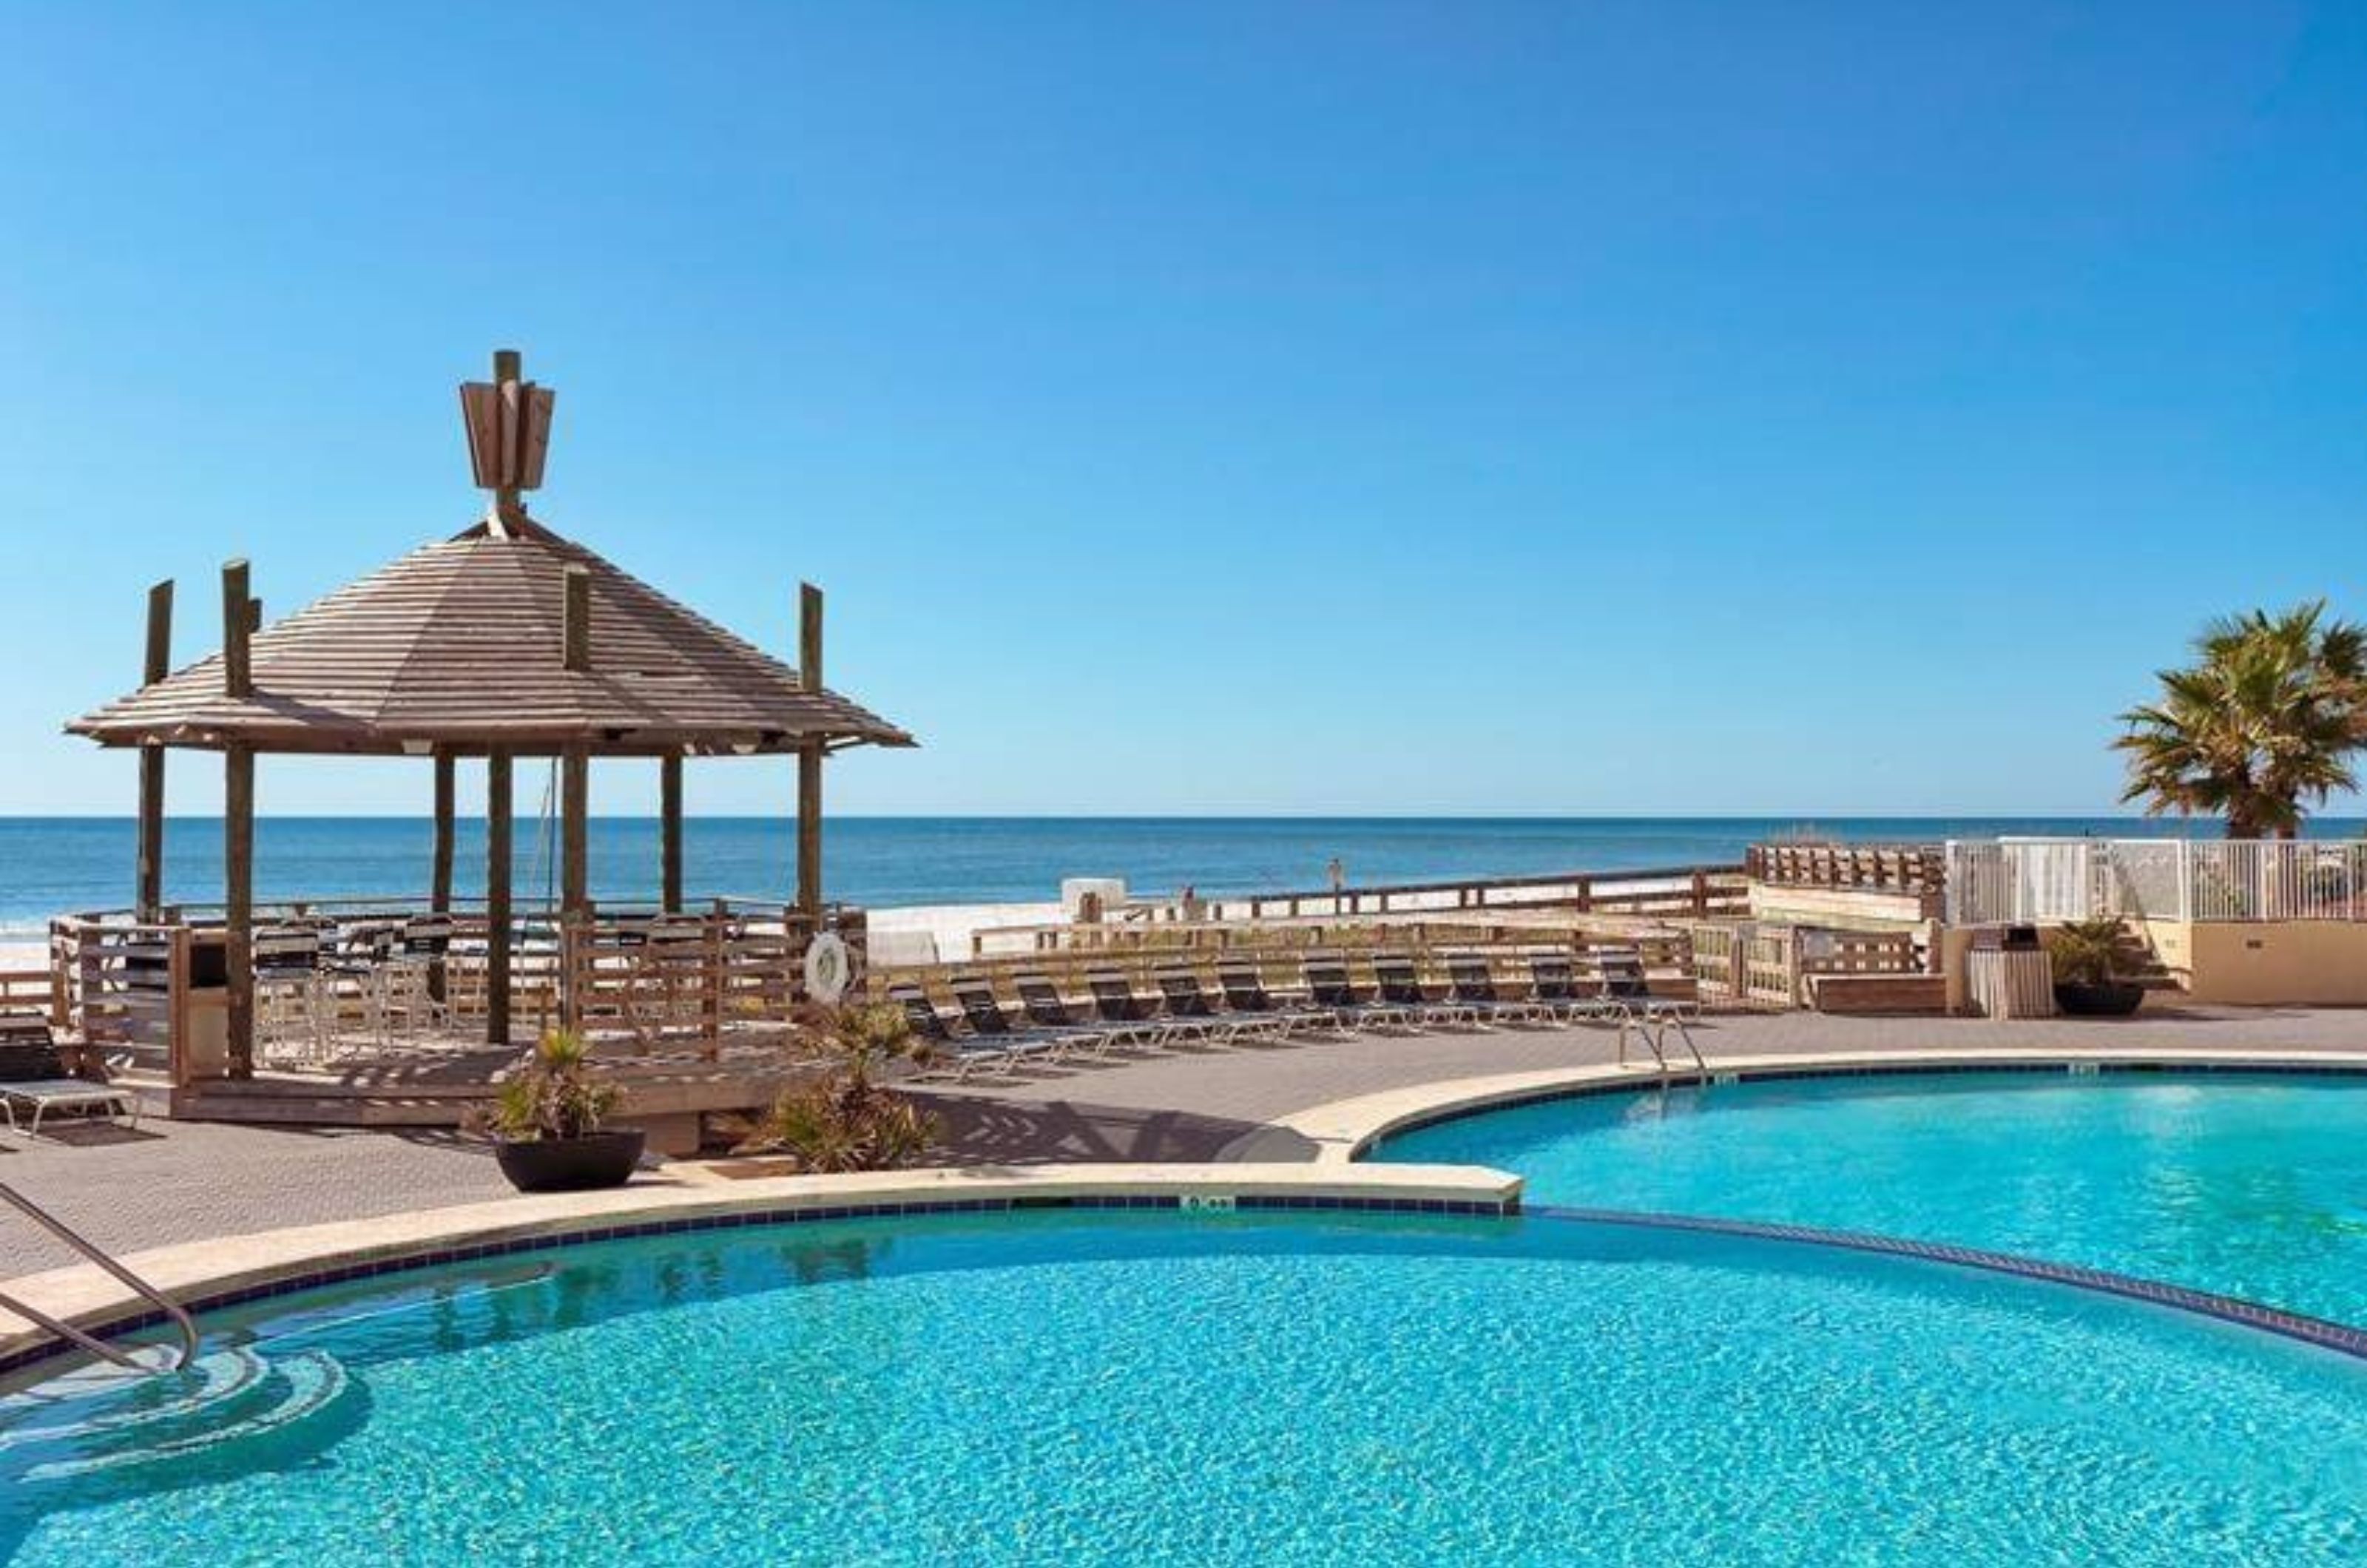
[736,1002,940,1172]
[479,1028,620,1142]
[2044,918,2138,987]
[2116,601,2367,838]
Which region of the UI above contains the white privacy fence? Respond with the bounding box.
[1944,839,2367,925]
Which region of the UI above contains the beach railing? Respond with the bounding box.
[1944,838,2367,925]
[1166,864,1747,925]
[1746,843,1945,895]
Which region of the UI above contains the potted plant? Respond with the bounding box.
[479,1028,644,1192]
[2044,918,2147,1018]
[735,1002,939,1172]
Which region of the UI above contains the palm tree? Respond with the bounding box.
[2115,600,2367,839]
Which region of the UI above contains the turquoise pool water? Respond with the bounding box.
[6,1210,2367,1564]
[1377,1069,2367,1325]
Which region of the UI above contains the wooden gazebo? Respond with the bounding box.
[67,351,913,1085]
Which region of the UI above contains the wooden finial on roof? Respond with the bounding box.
[459,348,556,538]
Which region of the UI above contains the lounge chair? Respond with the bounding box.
[1522,951,1627,1024]
[948,978,1098,1061]
[1592,949,1701,1023]
[887,984,1025,1081]
[1087,969,1217,1046]
[1014,973,1163,1055]
[1215,960,1339,1035]
[1299,953,1414,1033]
[1444,952,1552,1026]
[1371,953,1482,1029]
[0,1015,139,1136]
[1153,966,1283,1045]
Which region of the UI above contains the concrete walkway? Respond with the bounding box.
[6,1004,2366,1280]
[916,1003,2367,1162]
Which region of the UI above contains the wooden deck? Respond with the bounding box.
[162,1030,818,1151]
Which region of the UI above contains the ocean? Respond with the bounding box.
[4,815,2361,935]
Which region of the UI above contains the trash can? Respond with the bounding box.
[1965,925,2054,1018]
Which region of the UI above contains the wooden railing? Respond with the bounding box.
[1161,863,1748,925]
[49,918,186,1069]
[873,930,1700,1010]
[47,899,868,1079]
[1746,843,1945,894]
[0,967,62,1025]
[1688,922,1927,1010]
[972,911,1694,970]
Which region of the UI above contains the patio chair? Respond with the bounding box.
[251,925,327,1066]
[948,977,1095,1062]
[1444,951,1552,1026]
[1371,953,1482,1029]
[1014,973,1161,1055]
[0,1015,140,1136]
[318,922,397,1053]
[1214,959,1339,1035]
[379,915,456,1041]
[1298,953,1414,1033]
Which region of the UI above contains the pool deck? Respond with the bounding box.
[6,1002,2366,1285]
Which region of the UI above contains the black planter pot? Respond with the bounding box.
[2054,981,2146,1018]
[493,1128,646,1193]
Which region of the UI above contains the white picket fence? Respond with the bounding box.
[1945,838,2367,925]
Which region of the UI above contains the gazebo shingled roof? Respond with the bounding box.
[70,516,912,755]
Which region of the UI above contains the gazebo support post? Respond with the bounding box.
[220,560,254,1080]
[135,580,173,921]
[223,743,254,1080]
[430,748,455,1002]
[485,748,513,1044]
[559,563,591,1029]
[796,582,825,924]
[660,754,683,915]
[560,746,589,1029]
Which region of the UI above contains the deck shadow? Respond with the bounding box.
[903,1093,1317,1166]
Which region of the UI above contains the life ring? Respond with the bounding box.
[803,931,852,1004]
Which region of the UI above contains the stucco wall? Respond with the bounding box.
[2140,919,2367,1006]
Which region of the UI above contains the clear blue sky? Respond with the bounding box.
[2,3,2362,817]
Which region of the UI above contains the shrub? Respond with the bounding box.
[737,1002,941,1172]
[479,1027,620,1142]
[2044,918,2138,987]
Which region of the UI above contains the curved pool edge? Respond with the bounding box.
[0,1159,1522,1380]
[1257,1045,2367,1166]
[1533,1204,2367,1365]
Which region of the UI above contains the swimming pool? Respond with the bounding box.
[1374,1068,2367,1326]
[7,1208,2367,1564]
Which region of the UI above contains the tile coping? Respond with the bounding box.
[0,1161,1519,1379]
[1529,1205,2367,1365]
[1252,1046,2367,1165]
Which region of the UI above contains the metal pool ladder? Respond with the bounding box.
[1615,1010,1709,1084]
[0,1178,198,1374]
